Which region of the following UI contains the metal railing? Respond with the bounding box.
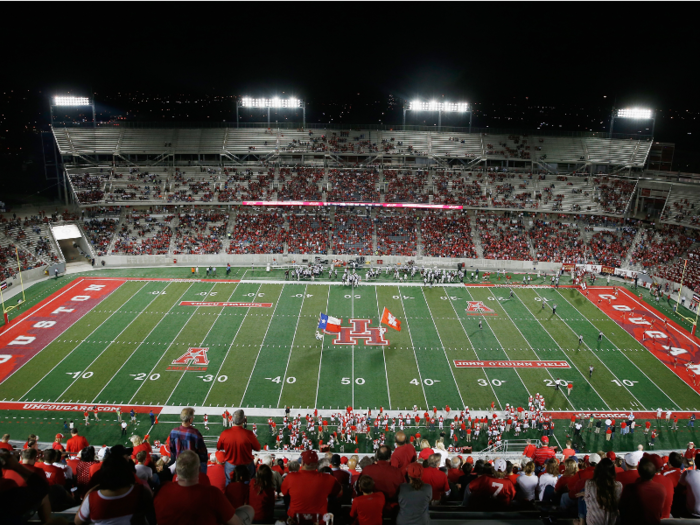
[51,121,649,140]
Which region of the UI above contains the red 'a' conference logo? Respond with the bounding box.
[167,347,209,371]
[465,301,497,316]
[329,319,389,346]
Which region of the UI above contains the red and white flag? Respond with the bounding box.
[381,307,401,331]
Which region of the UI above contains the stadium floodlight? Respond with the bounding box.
[240,97,302,108]
[616,108,653,120]
[408,101,469,112]
[405,99,472,131]
[53,96,91,106]
[237,97,305,128]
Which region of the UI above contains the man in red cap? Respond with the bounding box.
[642,453,674,519]
[532,438,557,472]
[360,445,404,512]
[390,431,417,475]
[281,450,341,523]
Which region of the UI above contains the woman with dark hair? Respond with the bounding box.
[249,464,275,523]
[225,464,250,508]
[75,454,154,525]
[76,446,100,497]
[581,458,622,525]
[397,463,432,525]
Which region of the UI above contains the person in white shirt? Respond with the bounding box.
[433,440,449,467]
[537,459,560,502]
[680,466,700,518]
[134,451,154,484]
[516,461,538,502]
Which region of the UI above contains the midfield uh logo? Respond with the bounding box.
[167,347,210,371]
[465,301,497,316]
[328,319,389,346]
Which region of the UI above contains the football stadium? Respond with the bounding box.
[6,96,700,523]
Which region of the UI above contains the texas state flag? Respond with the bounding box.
[318,313,342,333]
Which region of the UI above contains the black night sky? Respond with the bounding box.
[2,2,700,200]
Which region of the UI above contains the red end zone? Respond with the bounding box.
[0,278,125,383]
[585,286,700,392]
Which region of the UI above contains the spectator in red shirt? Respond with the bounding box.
[207,452,228,493]
[2,447,45,488]
[225,465,250,508]
[130,435,153,467]
[616,452,642,488]
[619,455,667,525]
[422,454,450,503]
[644,453,675,519]
[390,431,417,475]
[447,457,463,484]
[38,449,66,487]
[417,439,434,462]
[52,434,66,454]
[249,464,276,523]
[359,446,404,511]
[0,433,13,451]
[522,439,536,459]
[684,442,696,462]
[66,428,89,456]
[532,440,558,472]
[154,450,254,525]
[467,461,516,511]
[350,475,385,525]
[217,409,261,483]
[280,450,341,523]
[0,448,51,524]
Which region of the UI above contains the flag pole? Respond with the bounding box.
[15,247,26,305]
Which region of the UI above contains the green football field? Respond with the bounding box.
[2,271,700,413]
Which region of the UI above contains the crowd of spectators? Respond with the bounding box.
[629,225,696,269]
[478,215,533,260]
[5,406,700,525]
[528,217,587,263]
[228,209,284,254]
[173,211,228,255]
[421,212,477,258]
[278,167,323,201]
[655,251,700,294]
[331,212,373,255]
[383,170,429,203]
[588,228,637,268]
[284,212,330,254]
[83,218,119,256]
[375,212,418,257]
[327,169,379,202]
[596,178,636,214]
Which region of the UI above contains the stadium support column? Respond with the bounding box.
[63,169,69,206]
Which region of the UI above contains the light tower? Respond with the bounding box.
[610,107,655,137]
[403,100,471,132]
[50,96,96,128]
[236,97,305,128]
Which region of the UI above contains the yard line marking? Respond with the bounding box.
[443,288,502,410]
[558,289,679,410]
[517,289,610,410]
[534,289,645,410]
[421,288,464,407]
[497,290,576,410]
[163,283,239,407]
[462,288,532,399]
[17,281,144,401]
[272,285,308,408]
[128,283,218,404]
[232,283,286,405]
[53,283,168,402]
[314,286,332,409]
[91,283,190,403]
[399,291,429,410]
[203,283,263,406]
[375,285,392,410]
[351,286,355,408]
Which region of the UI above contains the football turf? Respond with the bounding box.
[2,272,700,413]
